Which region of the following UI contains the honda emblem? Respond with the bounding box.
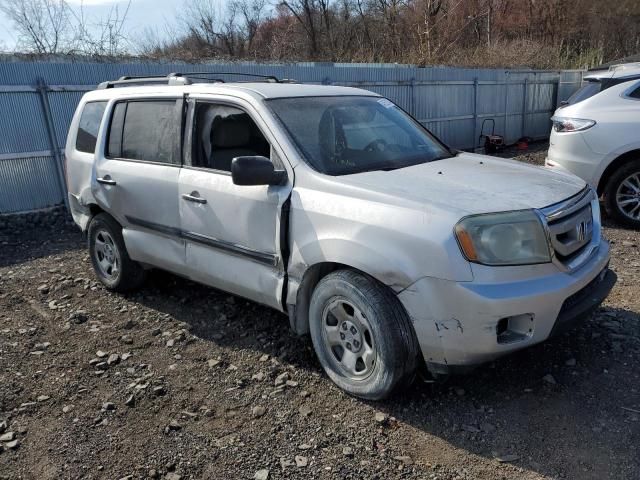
[576,221,587,242]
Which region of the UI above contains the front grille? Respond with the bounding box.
[541,187,597,269]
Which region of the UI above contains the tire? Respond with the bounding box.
[87,213,146,292]
[603,159,640,229]
[308,269,419,400]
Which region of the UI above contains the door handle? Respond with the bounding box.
[181,193,207,204]
[97,176,117,186]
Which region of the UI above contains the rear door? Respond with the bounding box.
[178,95,292,310]
[93,96,187,274]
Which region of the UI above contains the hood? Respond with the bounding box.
[338,153,586,215]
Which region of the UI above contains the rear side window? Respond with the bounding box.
[565,81,601,105]
[106,99,181,165]
[76,101,107,153]
[629,86,640,99]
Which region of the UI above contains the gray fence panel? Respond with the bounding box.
[0,60,585,213]
[0,91,50,154]
[48,90,85,148]
[0,154,63,212]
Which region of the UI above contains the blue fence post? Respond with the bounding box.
[410,77,416,117]
[36,77,69,212]
[521,77,529,139]
[504,71,510,142]
[472,77,479,151]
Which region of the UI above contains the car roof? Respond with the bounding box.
[584,62,640,81]
[82,82,379,102]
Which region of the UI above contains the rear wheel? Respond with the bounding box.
[604,159,640,229]
[309,269,419,400]
[88,213,146,292]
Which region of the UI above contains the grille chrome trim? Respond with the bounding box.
[538,186,600,272]
[541,186,594,220]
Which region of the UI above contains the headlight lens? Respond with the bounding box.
[551,116,596,132]
[455,210,551,266]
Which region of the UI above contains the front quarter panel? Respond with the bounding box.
[287,173,473,296]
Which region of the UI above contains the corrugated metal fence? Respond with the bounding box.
[0,60,585,214]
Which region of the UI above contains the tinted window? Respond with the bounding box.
[107,100,180,164]
[76,101,107,153]
[192,103,270,172]
[107,102,126,157]
[629,86,640,99]
[565,81,601,105]
[267,96,451,176]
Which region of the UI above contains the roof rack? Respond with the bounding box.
[170,72,282,83]
[97,72,291,89]
[589,61,640,72]
[610,62,640,71]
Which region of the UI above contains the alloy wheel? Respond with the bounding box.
[321,298,377,379]
[93,229,120,280]
[616,172,640,221]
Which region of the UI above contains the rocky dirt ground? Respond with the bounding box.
[0,145,639,480]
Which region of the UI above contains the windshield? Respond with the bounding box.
[267,96,452,175]
[565,80,601,105]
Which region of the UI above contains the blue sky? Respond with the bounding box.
[0,0,183,51]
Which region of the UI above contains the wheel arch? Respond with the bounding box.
[287,260,410,336]
[597,149,640,196]
[78,203,106,232]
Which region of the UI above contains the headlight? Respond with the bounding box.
[454,210,551,266]
[551,116,596,132]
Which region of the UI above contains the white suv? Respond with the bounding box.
[547,63,640,227]
[65,73,615,399]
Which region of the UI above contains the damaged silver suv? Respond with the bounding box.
[65,73,615,399]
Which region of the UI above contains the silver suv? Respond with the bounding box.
[65,73,615,399]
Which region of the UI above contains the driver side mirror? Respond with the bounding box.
[231,156,287,186]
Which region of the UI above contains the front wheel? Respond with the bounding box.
[309,270,419,400]
[603,159,640,229]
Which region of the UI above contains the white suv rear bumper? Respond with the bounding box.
[546,130,603,187]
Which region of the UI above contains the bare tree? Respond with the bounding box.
[132,0,640,69]
[279,0,321,57]
[0,0,71,54]
[72,0,132,56]
[234,0,267,54]
[0,0,131,56]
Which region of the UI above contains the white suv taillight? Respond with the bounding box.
[551,116,596,132]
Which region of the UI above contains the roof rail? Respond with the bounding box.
[610,62,640,71]
[589,61,640,72]
[170,72,282,83]
[96,72,293,90]
[97,75,191,89]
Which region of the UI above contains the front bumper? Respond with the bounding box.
[398,239,613,374]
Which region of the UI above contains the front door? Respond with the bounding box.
[93,97,187,273]
[179,97,292,310]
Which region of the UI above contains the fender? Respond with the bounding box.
[288,237,420,296]
[592,143,640,189]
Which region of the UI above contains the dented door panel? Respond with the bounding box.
[179,167,290,310]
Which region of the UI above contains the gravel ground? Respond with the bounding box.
[0,145,639,480]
